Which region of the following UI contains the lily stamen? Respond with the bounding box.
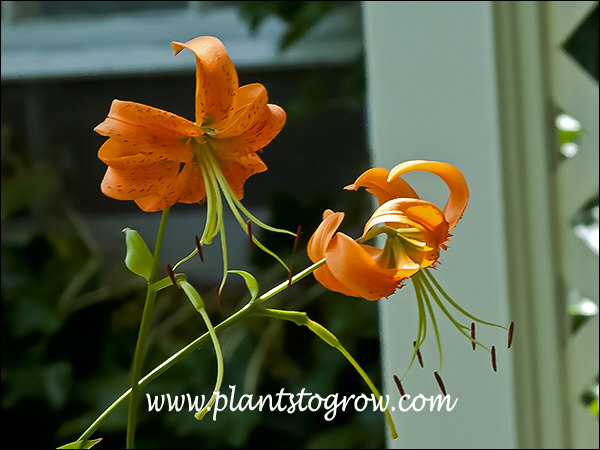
[413,341,424,368]
[287,265,295,288]
[393,374,406,396]
[293,225,303,254]
[166,264,177,287]
[247,220,253,248]
[434,371,447,396]
[194,235,204,263]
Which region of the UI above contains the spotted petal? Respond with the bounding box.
[171,36,239,125]
[210,104,286,158]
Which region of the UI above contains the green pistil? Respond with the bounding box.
[174,140,295,287]
[375,230,424,270]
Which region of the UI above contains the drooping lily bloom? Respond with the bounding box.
[309,161,512,381]
[308,160,469,301]
[95,36,286,213]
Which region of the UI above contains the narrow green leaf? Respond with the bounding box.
[57,438,102,449]
[122,228,153,280]
[228,270,259,301]
[179,280,205,311]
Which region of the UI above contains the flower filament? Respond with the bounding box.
[173,138,295,292]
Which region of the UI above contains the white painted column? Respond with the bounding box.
[362,2,517,447]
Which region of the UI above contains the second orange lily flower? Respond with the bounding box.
[308,160,469,301]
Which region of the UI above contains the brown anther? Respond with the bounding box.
[508,321,514,349]
[413,341,424,367]
[434,371,447,396]
[471,322,476,351]
[393,374,406,396]
[292,225,303,254]
[194,235,204,263]
[166,264,177,287]
[247,220,253,247]
[286,264,295,288]
[491,346,497,372]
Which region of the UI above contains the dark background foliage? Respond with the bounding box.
[1,2,388,448]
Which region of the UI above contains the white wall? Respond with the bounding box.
[362,2,517,447]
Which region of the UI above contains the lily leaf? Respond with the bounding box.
[57,438,102,449]
[179,280,205,312]
[228,270,259,301]
[122,228,153,280]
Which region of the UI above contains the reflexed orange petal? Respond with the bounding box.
[171,36,239,125]
[365,199,449,246]
[344,167,418,204]
[387,160,469,230]
[307,210,345,262]
[101,162,179,201]
[95,100,203,138]
[325,233,401,301]
[212,83,268,138]
[218,152,267,200]
[98,139,192,169]
[210,104,286,158]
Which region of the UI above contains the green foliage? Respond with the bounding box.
[238,1,366,120]
[579,374,599,419]
[1,3,380,448]
[228,270,259,301]
[57,438,102,449]
[122,228,154,281]
[238,1,343,50]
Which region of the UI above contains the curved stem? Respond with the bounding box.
[75,258,326,445]
[256,307,398,440]
[125,207,170,449]
[336,345,398,440]
[194,306,224,420]
[177,279,225,421]
[78,302,254,445]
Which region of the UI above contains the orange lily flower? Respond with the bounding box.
[95,36,286,213]
[308,161,512,382]
[308,160,469,301]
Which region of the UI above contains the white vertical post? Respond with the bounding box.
[363,2,517,447]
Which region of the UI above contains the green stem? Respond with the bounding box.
[194,306,224,420]
[75,258,326,445]
[336,345,398,440]
[177,280,225,420]
[125,207,170,449]
[256,307,398,440]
